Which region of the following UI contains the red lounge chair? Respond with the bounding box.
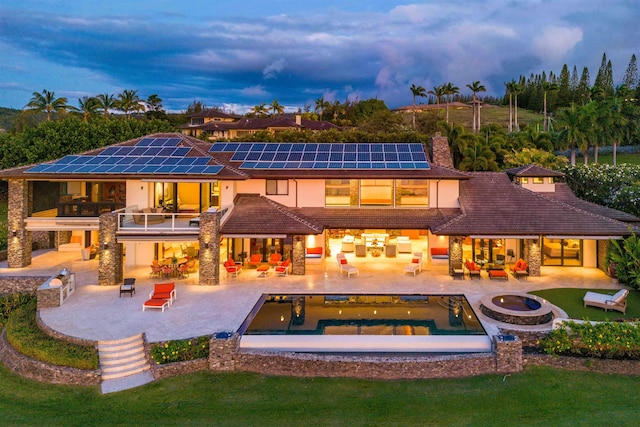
[275,259,291,276]
[268,253,282,266]
[247,254,262,268]
[224,259,242,277]
[143,298,169,312]
[149,282,176,305]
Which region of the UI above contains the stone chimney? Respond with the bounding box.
[430,132,454,169]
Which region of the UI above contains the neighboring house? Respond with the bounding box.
[182,109,340,140]
[1,132,637,287]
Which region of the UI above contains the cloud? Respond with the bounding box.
[263,59,286,79]
[532,26,583,61]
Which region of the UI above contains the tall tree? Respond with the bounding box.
[541,81,559,132]
[577,67,591,105]
[466,81,486,133]
[96,93,116,118]
[270,99,284,116]
[145,94,163,112]
[315,97,329,121]
[117,89,142,118]
[558,103,587,166]
[557,64,572,108]
[249,103,269,117]
[409,84,426,130]
[623,54,638,90]
[427,86,445,118]
[26,89,69,121]
[74,96,99,122]
[442,82,459,123]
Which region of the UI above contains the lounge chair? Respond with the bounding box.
[404,254,423,276]
[149,282,176,305]
[268,253,282,266]
[224,259,242,277]
[583,289,629,314]
[465,259,481,279]
[510,259,529,279]
[341,263,359,278]
[119,278,136,297]
[247,254,262,268]
[256,264,271,278]
[275,259,291,276]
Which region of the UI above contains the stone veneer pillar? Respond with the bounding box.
[493,335,523,373]
[7,179,32,268]
[98,212,122,286]
[199,210,220,286]
[209,333,240,371]
[292,235,306,275]
[449,237,463,275]
[523,238,541,277]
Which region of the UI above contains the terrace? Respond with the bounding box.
[0,249,619,343]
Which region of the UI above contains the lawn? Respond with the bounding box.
[529,288,640,321]
[0,364,639,426]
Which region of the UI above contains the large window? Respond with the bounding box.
[360,179,393,206]
[325,179,355,206]
[266,179,288,195]
[395,179,428,206]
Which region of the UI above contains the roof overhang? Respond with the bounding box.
[544,235,623,240]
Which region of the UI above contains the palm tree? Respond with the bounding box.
[145,94,163,112]
[117,89,142,118]
[270,99,284,116]
[558,104,586,166]
[541,81,559,132]
[458,138,498,171]
[96,93,116,118]
[439,121,466,167]
[427,85,445,118]
[26,89,69,121]
[315,97,329,121]
[466,81,486,133]
[250,103,269,117]
[75,96,99,122]
[442,82,459,123]
[409,84,426,129]
[505,80,521,132]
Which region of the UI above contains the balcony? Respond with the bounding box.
[116,207,200,238]
[58,201,126,217]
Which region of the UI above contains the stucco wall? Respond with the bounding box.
[430,180,459,208]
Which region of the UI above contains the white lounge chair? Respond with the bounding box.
[583,289,629,314]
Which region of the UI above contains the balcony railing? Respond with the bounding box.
[58,201,126,217]
[116,206,200,233]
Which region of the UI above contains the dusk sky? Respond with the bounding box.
[0,1,638,114]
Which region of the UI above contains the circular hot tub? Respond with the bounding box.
[480,293,553,325]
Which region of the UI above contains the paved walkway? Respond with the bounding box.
[0,250,622,343]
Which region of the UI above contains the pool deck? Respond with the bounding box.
[0,250,622,343]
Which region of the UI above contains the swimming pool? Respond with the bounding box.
[239,294,492,353]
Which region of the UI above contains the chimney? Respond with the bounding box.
[295,114,302,126]
[430,134,454,169]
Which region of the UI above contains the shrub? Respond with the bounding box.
[5,300,98,370]
[607,233,640,290]
[0,292,35,327]
[150,336,209,364]
[540,320,640,359]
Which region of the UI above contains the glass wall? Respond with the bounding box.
[395,179,428,206]
[325,179,428,207]
[542,238,582,266]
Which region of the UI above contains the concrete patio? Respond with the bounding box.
[0,249,622,343]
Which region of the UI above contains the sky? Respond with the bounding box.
[0,0,638,114]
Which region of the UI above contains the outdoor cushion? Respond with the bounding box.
[612,289,629,304]
[412,258,420,263]
[340,258,348,264]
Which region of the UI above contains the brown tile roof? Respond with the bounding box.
[505,165,565,178]
[545,183,640,223]
[221,194,323,235]
[434,172,638,236]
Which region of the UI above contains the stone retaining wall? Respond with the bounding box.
[235,351,497,379]
[0,328,100,386]
[524,353,640,375]
[151,358,209,380]
[0,277,47,296]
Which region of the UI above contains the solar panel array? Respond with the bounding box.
[210,142,430,170]
[26,137,223,175]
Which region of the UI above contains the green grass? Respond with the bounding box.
[594,152,640,165]
[6,301,98,370]
[0,365,639,426]
[530,288,640,321]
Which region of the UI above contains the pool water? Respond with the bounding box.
[241,294,486,336]
[491,295,542,312]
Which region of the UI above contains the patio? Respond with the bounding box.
[0,249,621,343]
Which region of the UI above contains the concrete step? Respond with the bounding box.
[98,338,144,353]
[99,346,145,360]
[100,350,146,366]
[101,370,154,394]
[102,363,150,381]
[98,333,152,385]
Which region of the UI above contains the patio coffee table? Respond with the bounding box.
[256,265,271,278]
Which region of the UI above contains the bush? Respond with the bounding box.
[150,336,209,364]
[5,300,98,370]
[0,292,35,327]
[540,320,640,359]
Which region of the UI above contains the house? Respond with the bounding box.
[1,132,637,286]
[182,109,340,140]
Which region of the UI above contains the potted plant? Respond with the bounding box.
[371,238,381,257]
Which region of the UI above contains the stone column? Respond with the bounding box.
[7,179,32,268]
[494,335,523,373]
[209,332,239,371]
[449,236,463,275]
[291,235,306,275]
[523,238,541,277]
[199,210,220,286]
[98,212,122,286]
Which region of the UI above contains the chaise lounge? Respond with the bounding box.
[583,289,629,314]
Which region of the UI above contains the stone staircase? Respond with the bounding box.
[98,333,153,393]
